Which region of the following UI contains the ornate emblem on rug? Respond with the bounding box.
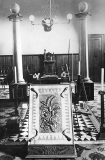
[89,152,105,160]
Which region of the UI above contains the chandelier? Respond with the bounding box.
[29,0,73,32]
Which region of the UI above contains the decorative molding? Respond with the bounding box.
[8,13,23,22]
[75,12,91,19]
[28,145,75,155]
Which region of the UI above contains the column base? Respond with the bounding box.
[97,127,105,140]
[84,77,93,82]
[17,80,26,84]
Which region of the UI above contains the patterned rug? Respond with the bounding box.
[0,83,105,160]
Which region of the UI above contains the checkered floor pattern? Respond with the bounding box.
[8,107,29,143]
[2,102,99,144]
[72,103,99,142]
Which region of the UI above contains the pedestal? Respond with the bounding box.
[97,90,105,140]
[9,83,28,114]
[9,83,28,100]
[75,75,94,101]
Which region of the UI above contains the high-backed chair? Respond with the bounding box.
[41,51,59,84]
[43,52,56,75]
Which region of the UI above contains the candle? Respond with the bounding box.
[66,64,68,73]
[78,61,80,75]
[44,49,46,60]
[14,66,17,83]
[101,68,104,91]
[72,53,73,82]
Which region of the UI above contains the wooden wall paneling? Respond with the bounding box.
[5,56,13,74]
[68,54,78,81]
[55,54,61,77]
[69,54,72,78]
[5,56,13,66]
[55,54,79,79]
[35,55,40,73]
[54,54,57,75]
[22,55,27,79]
[0,56,4,75]
[0,55,13,76]
[28,56,32,64]
[22,55,27,66]
[68,54,71,77]
[73,54,78,80]
[38,54,44,76]
[35,55,38,73]
[31,55,35,73]
[0,56,4,66]
[0,54,79,82]
[56,54,67,77]
[22,54,44,79]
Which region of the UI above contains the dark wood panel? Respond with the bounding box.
[55,54,78,80]
[0,55,13,67]
[0,54,79,81]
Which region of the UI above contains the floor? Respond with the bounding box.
[0,83,105,160]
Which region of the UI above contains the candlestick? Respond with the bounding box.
[101,68,104,91]
[66,64,68,73]
[14,66,17,83]
[78,61,80,75]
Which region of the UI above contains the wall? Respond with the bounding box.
[0,54,79,81]
[0,0,105,55]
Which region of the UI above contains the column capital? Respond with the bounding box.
[75,12,91,19]
[8,13,23,22]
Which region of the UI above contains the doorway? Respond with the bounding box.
[88,34,105,82]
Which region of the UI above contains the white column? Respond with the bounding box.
[75,2,91,81]
[85,18,89,80]
[8,3,25,84]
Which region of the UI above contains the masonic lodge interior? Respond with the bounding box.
[0,0,105,159]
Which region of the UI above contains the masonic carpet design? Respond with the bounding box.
[1,102,99,143]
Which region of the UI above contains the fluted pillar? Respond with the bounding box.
[75,2,91,81]
[8,3,25,83]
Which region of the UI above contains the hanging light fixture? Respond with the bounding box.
[29,0,73,32]
[42,0,53,31]
[42,18,53,31]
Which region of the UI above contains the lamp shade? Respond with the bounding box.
[78,1,88,13]
[10,3,20,14]
[67,14,73,20]
[29,15,35,22]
